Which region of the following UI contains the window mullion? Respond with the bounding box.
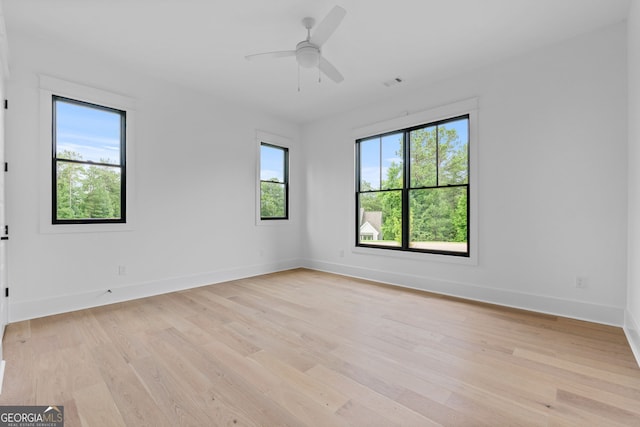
[378,136,382,190]
[466,184,470,255]
[402,131,410,250]
[120,112,127,221]
[435,124,440,187]
[55,158,120,168]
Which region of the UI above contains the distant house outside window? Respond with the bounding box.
[52,96,126,224]
[260,142,289,220]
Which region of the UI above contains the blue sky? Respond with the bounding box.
[360,132,403,189]
[55,99,121,164]
[260,144,285,182]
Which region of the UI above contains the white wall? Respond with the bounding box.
[626,0,640,363]
[2,18,632,334]
[302,23,628,326]
[5,31,303,321]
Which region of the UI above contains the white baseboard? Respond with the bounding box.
[624,310,640,368]
[8,257,627,330]
[9,258,303,322]
[302,259,625,327]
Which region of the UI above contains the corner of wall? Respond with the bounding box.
[624,310,640,368]
[627,0,640,370]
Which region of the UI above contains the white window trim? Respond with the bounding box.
[255,130,292,226]
[351,98,479,265]
[39,75,136,233]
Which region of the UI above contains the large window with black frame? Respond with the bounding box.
[356,115,470,256]
[52,95,126,224]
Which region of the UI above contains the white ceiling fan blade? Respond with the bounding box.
[318,56,344,83]
[245,50,295,61]
[310,5,346,46]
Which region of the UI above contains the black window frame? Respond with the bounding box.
[52,95,127,225]
[355,114,470,257]
[259,142,289,220]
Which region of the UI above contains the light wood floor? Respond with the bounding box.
[1,269,639,426]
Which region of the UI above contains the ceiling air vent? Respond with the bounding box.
[383,77,403,87]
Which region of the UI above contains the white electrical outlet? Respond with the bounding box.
[118,265,126,276]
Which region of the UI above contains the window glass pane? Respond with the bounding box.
[55,99,122,164]
[261,181,286,218]
[358,191,402,247]
[439,118,469,185]
[56,162,122,220]
[260,144,285,183]
[381,132,403,190]
[409,186,467,253]
[410,126,437,188]
[359,137,380,191]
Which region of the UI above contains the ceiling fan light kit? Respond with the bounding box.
[245,5,346,85]
[295,41,320,68]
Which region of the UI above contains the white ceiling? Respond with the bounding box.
[1,0,631,124]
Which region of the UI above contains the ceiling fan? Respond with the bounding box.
[245,5,346,84]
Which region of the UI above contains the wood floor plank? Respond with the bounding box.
[130,355,221,426]
[149,327,305,426]
[328,342,452,403]
[249,349,350,412]
[0,338,36,405]
[34,344,102,405]
[1,268,639,426]
[3,318,31,343]
[144,334,262,426]
[513,347,640,389]
[397,387,491,427]
[61,397,83,427]
[91,308,152,364]
[555,388,640,425]
[74,382,126,427]
[306,363,439,427]
[335,399,402,427]
[89,343,169,426]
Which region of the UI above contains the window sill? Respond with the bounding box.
[255,218,291,227]
[352,245,478,266]
[39,221,135,234]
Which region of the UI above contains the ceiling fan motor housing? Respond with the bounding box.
[296,41,320,68]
